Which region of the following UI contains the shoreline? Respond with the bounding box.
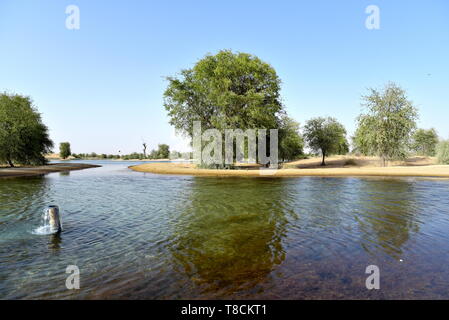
[129,162,449,178]
[46,157,185,162]
[0,163,101,179]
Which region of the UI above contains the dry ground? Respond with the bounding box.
[129,156,449,178]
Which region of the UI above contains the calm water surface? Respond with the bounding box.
[1,161,449,299]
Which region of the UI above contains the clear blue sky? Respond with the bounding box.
[0,0,448,154]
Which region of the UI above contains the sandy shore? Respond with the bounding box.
[0,163,100,179]
[129,156,449,178]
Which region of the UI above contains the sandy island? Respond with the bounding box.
[129,156,449,178]
[0,163,100,179]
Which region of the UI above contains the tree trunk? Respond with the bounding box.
[321,151,326,166]
[381,156,386,167]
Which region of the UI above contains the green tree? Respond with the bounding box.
[0,93,53,167]
[157,144,170,159]
[164,50,284,138]
[303,117,348,166]
[353,83,418,166]
[59,142,71,159]
[411,128,439,156]
[279,115,304,162]
[436,140,449,164]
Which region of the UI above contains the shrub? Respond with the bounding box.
[344,159,357,166]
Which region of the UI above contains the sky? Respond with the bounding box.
[0,0,448,154]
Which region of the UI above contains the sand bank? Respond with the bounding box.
[129,156,449,178]
[0,163,100,179]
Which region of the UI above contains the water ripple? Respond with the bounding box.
[1,164,449,299]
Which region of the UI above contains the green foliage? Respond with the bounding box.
[164,50,284,138]
[59,142,71,159]
[336,139,350,155]
[156,144,170,159]
[279,115,304,161]
[71,153,121,159]
[0,93,53,167]
[303,117,348,165]
[436,140,449,164]
[353,82,418,166]
[126,152,144,160]
[149,149,158,159]
[411,128,439,156]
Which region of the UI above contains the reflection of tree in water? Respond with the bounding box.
[355,178,420,259]
[0,177,48,225]
[169,178,294,294]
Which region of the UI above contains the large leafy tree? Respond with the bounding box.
[353,83,418,166]
[164,50,284,140]
[0,93,53,167]
[303,117,348,166]
[279,115,304,162]
[411,128,439,156]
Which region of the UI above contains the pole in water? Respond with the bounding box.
[47,205,62,233]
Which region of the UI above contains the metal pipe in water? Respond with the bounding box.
[47,205,62,233]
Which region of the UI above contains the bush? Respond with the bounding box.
[344,159,357,166]
[436,140,449,164]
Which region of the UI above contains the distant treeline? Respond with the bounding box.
[71,152,192,160]
[71,144,192,161]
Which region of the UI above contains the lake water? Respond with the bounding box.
[1,161,449,299]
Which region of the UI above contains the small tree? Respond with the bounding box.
[59,142,71,159]
[303,117,348,166]
[436,140,449,164]
[0,93,53,167]
[157,144,170,159]
[411,128,439,156]
[354,83,418,166]
[279,115,304,162]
